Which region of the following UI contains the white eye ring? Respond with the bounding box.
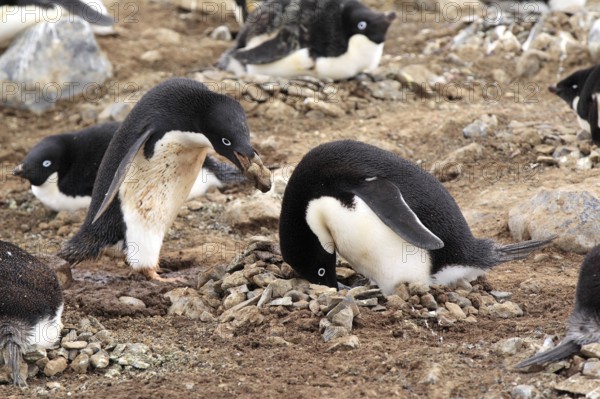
[357,21,367,30]
[317,268,326,277]
[42,160,52,167]
[572,84,578,89]
[222,138,232,146]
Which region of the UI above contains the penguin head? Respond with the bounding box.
[549,66,593,106]
[13,137,64,186]
[342,1,396,44]
[199,97,271,193]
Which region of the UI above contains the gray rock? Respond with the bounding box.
[23,349,47,363]
[257,285,273,308]
[480,302,523,318]
[221,271,250,290]
[490,291,512,301]
[447,292,471,308]
[104,364,122,378]
[326,335,360,351]
[98,102,132,123]
[0,19,112,113]
[223,196,281,228]
[362,80,405,101]
[463,114,498,138]
[329,307,354,331]
[495,337,535,356]
[583,360,600,377]
[509,186,600,253]
[90,350,110,369]
[71,353,89,374]
[223,292,247,310]
[117,353,150,370]
[511,385,537,399]
[43,357,68,377]
[421,293,438,310]
[61,341,88,350]
[408,282,430,296]
[519,279,542,294]
[164,288,213,319]
[118,296,146,308]
[229,306,265,329]
[219,295,261,322]
[322,325,350,342]
[268,279,293,298]
[581,343,600,358]
[431,143,485,182]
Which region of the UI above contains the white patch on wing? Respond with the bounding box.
[120,131,212,271]
[431,265,486,286]
[315,35,384,80]
[31,172,91,212]
[187,167,224,199]
[30,304,63,350]
[246,48,314,78]
[305,196,432,295]
[572,96,592,132]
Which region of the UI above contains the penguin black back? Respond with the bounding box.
[0,240,63,386]
[280,140,553,292]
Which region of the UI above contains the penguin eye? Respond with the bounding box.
[42,160,52,168]
[317,268,326,277]
[222,138,232,146]
[357,21,367,30]
[572,84,578,89]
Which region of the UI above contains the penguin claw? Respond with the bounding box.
[140,269,185,283]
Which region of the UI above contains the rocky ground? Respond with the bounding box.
[2,0,600,397]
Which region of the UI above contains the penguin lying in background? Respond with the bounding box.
[279,140,555,295]
[13,122,247,212]
[0,240,63,387]
[549,65,600,146]
[59,78,271,282]
[0,0,114,47]
[516,245,600,368]
[219,0,396,80]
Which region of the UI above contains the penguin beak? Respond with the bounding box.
[234,151,272,193]
[13,164,24,177]
[548,85,558,94]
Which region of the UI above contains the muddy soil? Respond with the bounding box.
[0,0,596,397]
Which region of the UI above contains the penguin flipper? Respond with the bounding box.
[232,27,301,65]
[92,129,154,224]
[514,340,580,369]
[351,179,445,250]
[589,94,600,146]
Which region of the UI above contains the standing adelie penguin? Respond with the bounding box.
[13,122,247,212]
[549,64,600,146]
[218,0,396,80]
[0,241,63,387]
[279,140,555,294]
[516,245,600,368]
[59,78,271,281]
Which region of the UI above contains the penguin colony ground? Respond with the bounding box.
[0,0,599,390]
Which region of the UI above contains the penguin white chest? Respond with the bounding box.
[31,304,63,349]
[31,172,91,212]
[315,35,384,80]
[305,196,432,295]
[246,48,315,78]
[572,96,592,132]
[119,131,212,270]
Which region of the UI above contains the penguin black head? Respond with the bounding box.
[13,136,63,186]
[549,65,594,106]
[342,1,396,44]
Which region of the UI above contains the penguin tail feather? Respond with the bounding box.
[493,235,557,263]
[57,230,104,265]
[0,322,28,387]
[514,340,580,369]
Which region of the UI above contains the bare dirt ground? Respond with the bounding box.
[0,0,597,397]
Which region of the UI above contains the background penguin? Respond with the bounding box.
[0,0,115,47]
[0,240,63,387]
[13,122,247,212]
[59,78,271,282]
[549,64,600,146]
[515,245,600,368]
[279,140,555,294]
[218,0,396,80]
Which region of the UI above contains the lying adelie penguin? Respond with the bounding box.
[0,240,63,387]
[515,245,600,368]
[13,122,247,212]
[59,78,271,282]
[279,140,555,295]
[549,64,600,146]
[219,0,396,80]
